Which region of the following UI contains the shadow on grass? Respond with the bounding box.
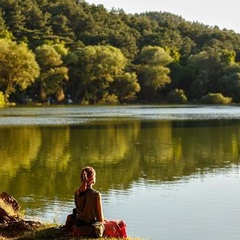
[1,226,143,240]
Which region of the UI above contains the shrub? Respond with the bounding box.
[98,94,119,105]
[199,93,232,104]
[167,89,188,104]
[0,91,6,107]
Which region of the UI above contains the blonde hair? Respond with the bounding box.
[80,166,96,191]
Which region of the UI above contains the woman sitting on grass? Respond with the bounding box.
[63,166,127,238]
[63,166,104,237]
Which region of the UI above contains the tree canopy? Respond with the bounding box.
[0,39,39,101]
[1,0,240,104]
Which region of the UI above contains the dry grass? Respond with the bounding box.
[0,199,16,217]
[0,199,23,219]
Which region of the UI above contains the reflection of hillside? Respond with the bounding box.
[140,120,240,181]
[1,119,240,210]
[68,121,141,192]
[38,127,70,172]
[137,121,174,166]
[2,121,142,202]
[10,126,71,199]
[0,127,41,189]
[20,127,71,196]
[69,122,140,164]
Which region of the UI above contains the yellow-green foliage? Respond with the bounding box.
[199,93,232,104]
[0,91,5,106]
[98,94,119,105]
[167,88,188,104]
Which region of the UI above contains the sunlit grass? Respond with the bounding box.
[0,199,15,216]
[0,199,20,218]
[0,198,24,220]
[0,223,146,240]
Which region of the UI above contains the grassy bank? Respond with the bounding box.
[0,223,144,240]
[0,194,144,240]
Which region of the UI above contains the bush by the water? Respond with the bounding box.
[199,93,232,104]
[166,89,188,104]
[0,92,5,107]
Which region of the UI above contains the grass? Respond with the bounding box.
[0,197,24,220]
[0,222,145,239]
[0,199,18,218]
[0,223,144,240]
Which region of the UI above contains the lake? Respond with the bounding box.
[0,105,240,240]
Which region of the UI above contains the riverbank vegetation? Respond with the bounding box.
[0,192,142,240]
[0,0,240,105]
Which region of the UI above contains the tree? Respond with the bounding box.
[0,29,13,39]
[0,0,26,39]
[69,45,128,104]
[34,43,69,102]
[110,72,140,102]
[0,39,40,101]
[136,46,173,101]
[216,64,240,102]
[0,9,6,31]
[186,47,236,100]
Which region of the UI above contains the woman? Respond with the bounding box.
[63,166,127,238]
[63,166,104,237]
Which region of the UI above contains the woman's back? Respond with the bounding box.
[75,188,101,224]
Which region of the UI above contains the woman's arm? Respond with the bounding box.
[96,193,104,222]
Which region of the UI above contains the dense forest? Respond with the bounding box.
[1,0,240,105]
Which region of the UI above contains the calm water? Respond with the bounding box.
[0,105,240,240]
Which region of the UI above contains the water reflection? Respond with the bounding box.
[0,110,240,239]
[1,119,240,196]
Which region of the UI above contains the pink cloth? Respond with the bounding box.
[104,220,127,238]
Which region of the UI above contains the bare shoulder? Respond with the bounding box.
[90,188,101,195]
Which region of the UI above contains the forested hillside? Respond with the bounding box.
[1,0,240,104]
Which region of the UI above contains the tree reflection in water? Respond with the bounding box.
[0,119,239,199]
[1,114,240,239]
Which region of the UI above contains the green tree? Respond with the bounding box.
[110,72,140,102]
[34,43,69,102]
[68,45,128,104]
[0,39,40,101]
[136,46,173,101]
[0,0,26,39]
[0,9,6,31]
[0,29,13,39]
[22,0,52,46]
[216,64,240,102]
[186,47,236,100]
